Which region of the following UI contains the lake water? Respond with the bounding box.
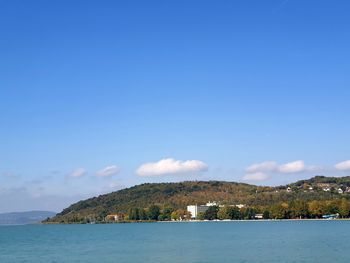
[1,221,350,263]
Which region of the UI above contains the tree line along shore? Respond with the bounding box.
[44,198,350,224]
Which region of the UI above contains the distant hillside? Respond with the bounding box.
[0,211,56,225]
[47,176,350,223]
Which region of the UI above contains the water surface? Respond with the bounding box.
[1,221,349,263]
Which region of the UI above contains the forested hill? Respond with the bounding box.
[46,176,350,223]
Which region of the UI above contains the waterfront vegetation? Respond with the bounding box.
[112,198,350,222]
[44,198,350,224]
[44,176,350,223]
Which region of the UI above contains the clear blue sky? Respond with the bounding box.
[1,0,350,212]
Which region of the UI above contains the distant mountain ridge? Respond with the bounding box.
[0,211,56,225]
[46,175,350,223]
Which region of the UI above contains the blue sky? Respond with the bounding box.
[1,0,350,212]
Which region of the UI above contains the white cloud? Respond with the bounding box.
[278,160,306,173]
[246,161,277,173]
[96,165,120,177]
[335,160,350,171]
[243,160,322,182]
[69,168,86,178]
[136,158,208,176]
[243,172,269,182]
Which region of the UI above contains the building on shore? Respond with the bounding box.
[105,213,125,222]
[187,205,210,219]
[187,202,218,219]
[187,202,245,219]
[254,214,263,219]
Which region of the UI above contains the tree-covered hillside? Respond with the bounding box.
[46,176,350,223]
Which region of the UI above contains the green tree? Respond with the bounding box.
[97,211,108,222]
[271,202,290,219]
[139,208,148,220]
[128,208,140,220]
[339,198,350,218]
[171,211,179,221]
[159,207,173,221]
[147,205,160,220]
[263,210,270,219]
[204,206,219,220]
[308,200,323,218]
[227,206,241,220]
[243,207,256,220]
[197,212,205,220]
[217,206,229,220]
[290,200,309,219]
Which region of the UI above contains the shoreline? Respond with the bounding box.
[158,218,350,223]
[39,218,350,225]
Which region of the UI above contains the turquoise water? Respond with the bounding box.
[1,221,350,263]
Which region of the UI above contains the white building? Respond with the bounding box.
[255,214,263,219]
[187,201,219,218]
[206,201,218,206]
[187,202,245,219]
[187,205,210,219]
